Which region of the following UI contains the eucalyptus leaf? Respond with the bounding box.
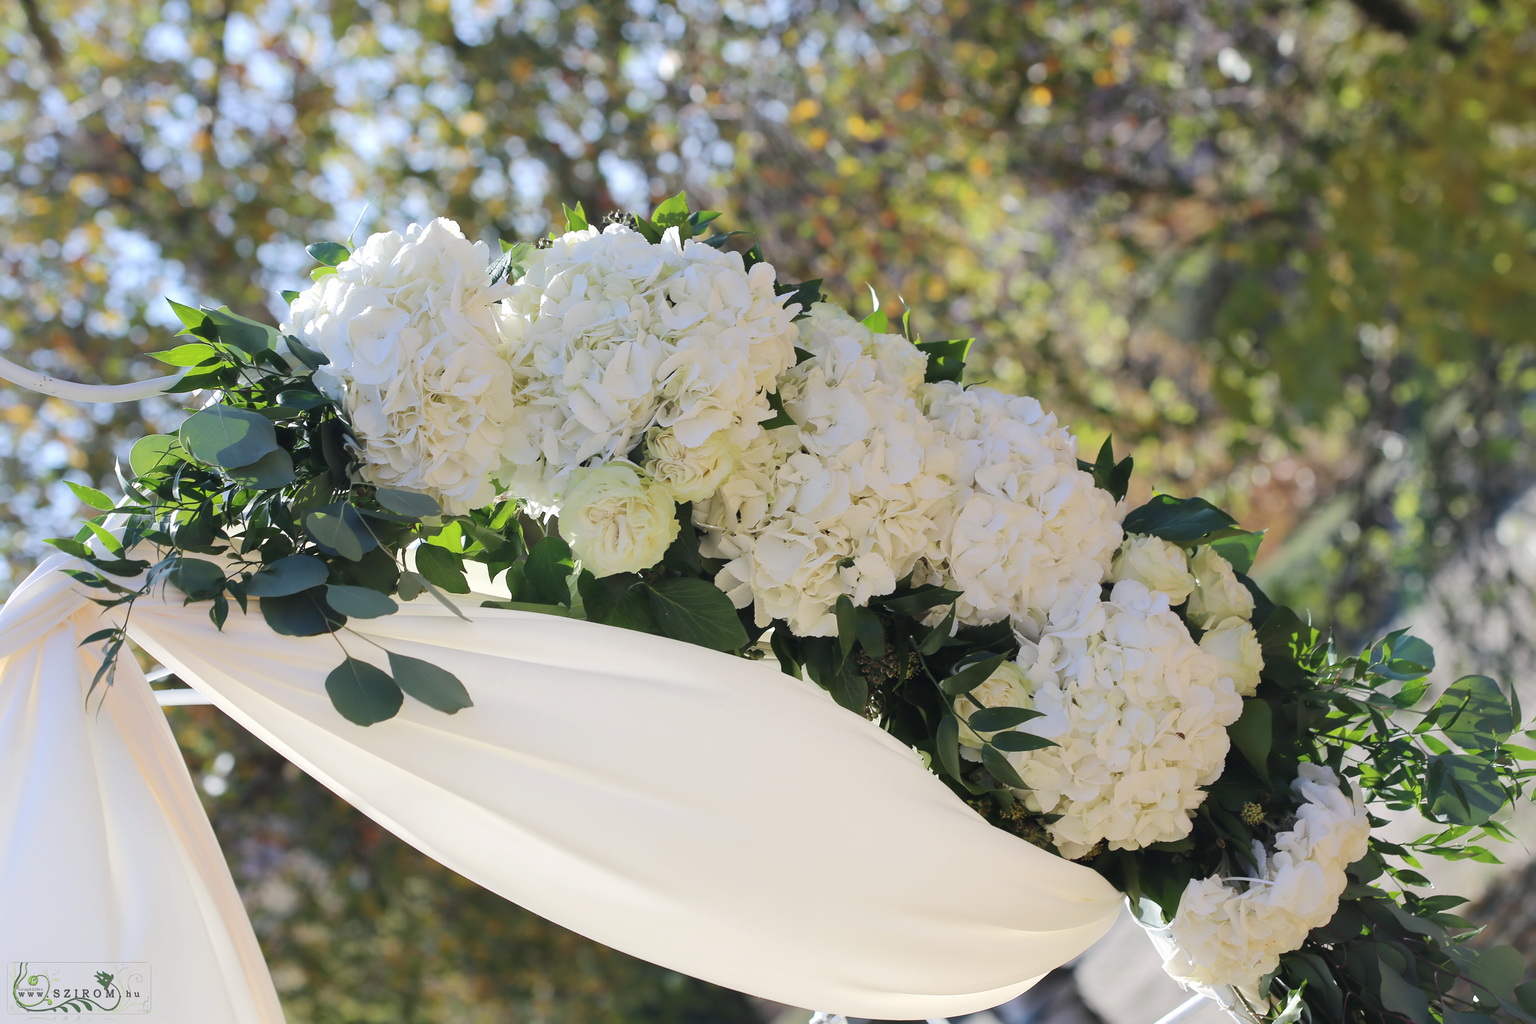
[388,651,473,713]
[205,306,279,354]
[306,241,350,267]
[1427,752,1507,825]
[226,448,295,490]
[128,434,187,478]
[147,342,220,367]
[324,584,398,619]
[305,504,377,562]
[324,657,402,726]
[1432,675,1515,752]
[375,487,441,518]
[260,589,346,636]
[180,405,279,469]
[245,554,328,597]
[165,557,225,600]
[65,480,115,511]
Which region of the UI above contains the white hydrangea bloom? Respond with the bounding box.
[495,224,798,511]
[1199,617,1265,697]
[695,304,955,636]
[1160,764,1371,998]
[1112,535,1197,605]
[993,580,1244,859]
[1187,545,1256,628]
[284,218,514,514]
[916,382,1123,639]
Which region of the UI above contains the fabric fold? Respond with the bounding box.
[0,556,283,1023]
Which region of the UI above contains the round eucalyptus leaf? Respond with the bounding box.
[245,555,328,598]
[325,657,402,726]
[164,556,225,600]
[129,434,187,479]
[388,651,473,714]
[324,584,398,619]
[260,588,346,636]
[179,405,279,469]
[226,448,295,490]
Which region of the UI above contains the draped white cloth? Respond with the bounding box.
[0,556,1121,1020]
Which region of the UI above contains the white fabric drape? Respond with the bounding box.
[1,557,1121,1020]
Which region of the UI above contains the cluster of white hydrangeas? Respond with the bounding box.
[283,218,515,514]
[1111,534,1265,696]
[1160,764,1371,997]
[916,382,1123,640]
[695,304,954,636]
[980,580,1245,859]
[494,223,799,513]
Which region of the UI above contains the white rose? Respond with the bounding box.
[643,427,739,504]
[1198,617,1264,696]
[1111,535,1196,604]
[1186,546,1256,628]
[561,462,680,577]
[952,661,1034,748]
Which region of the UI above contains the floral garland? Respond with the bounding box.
[62,195,1536,1023]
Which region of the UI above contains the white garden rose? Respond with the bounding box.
[560,462,680,578]
[953,661,1033,748]
[283,218,513,514]
[1186,546,1256,628]
[643,426,738,504]
[1112,535,1196,605]
[1199,617,1265,696]
[1160,764,1370,997]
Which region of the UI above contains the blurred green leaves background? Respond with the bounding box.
[4,0,1534,1017]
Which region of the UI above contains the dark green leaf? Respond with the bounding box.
[226,449,295,490]
[646,577,749,652]
[878,584,963,617]
[1468,946,1524,1003]
[245,554,329,597]
[276,389,328,410]
[325,584,398,618]
[935,715,964,783]
[916,337,972,383]
[180,405,279,469]
[397,570,426,602]
[967,706,1043,731]
[1229,699,1273,781]
[388,651,473,713]
[1122,494,1237,543]
[1515,980,1536,1015]
[305,503,377,561]
[261,589,347,636]
[165,557,225,599]
[774,277,823,315]
[939,654,1008,696]
[760,389,795,429]
[826,659,869,713]
[375,487,441,518]
[65,480,115,511]
[988,730,1055,752]
[1378,961,1430,1024]
[415,543,470,594]
[917,607,957,655]
[325,657,402,725]
[306,241,350,266]
[525,536,574,606]
[981,746,1025,789]
[281,289,301,304]
[1427,753,1507,825]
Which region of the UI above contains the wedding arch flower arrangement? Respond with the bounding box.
[59,196,1536,1024]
